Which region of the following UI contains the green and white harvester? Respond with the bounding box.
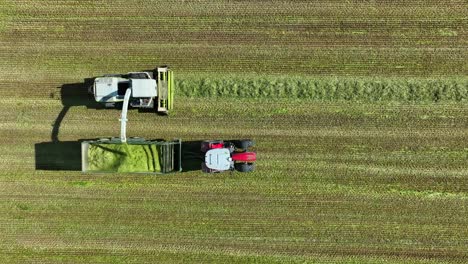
[90,66,174,114]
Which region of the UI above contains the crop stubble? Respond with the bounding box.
[1,96,467,262]
[0,0,467,263]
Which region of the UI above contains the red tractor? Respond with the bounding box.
[201,140,256,173]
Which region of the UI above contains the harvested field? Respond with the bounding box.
[0,0,467,263]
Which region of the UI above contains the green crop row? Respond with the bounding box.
[176,76,468,102]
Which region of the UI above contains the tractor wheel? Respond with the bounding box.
[235,163,255,172]
[201,141,210,152]
[201,162,211,173]
[234,139,255,150]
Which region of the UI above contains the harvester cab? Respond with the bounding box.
[91,66,174,114]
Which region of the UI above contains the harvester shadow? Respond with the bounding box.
[51,78,105,142]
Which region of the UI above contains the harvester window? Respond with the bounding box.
[117,82,130,96]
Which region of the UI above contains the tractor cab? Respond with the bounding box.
[205,148,233,171]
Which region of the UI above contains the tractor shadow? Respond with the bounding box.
[180,141,204,172]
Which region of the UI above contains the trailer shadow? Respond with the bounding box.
[35,140,204,172]
[35,140,84,171]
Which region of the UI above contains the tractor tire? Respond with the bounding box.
[234,139,255,150]
[201,162,210,173]
[235,163,255,172]
[201,141,210,153]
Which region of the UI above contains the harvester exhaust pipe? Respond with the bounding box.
[120,88,132,143]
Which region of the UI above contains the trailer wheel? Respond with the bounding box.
[235,163,255,172]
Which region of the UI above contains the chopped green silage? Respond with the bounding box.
[87,143,161,173]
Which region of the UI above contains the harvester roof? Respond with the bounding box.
[131,79,157,97]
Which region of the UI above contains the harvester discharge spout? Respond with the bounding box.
[120,88,132,143]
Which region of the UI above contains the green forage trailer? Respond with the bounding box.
[81,138,182,174]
